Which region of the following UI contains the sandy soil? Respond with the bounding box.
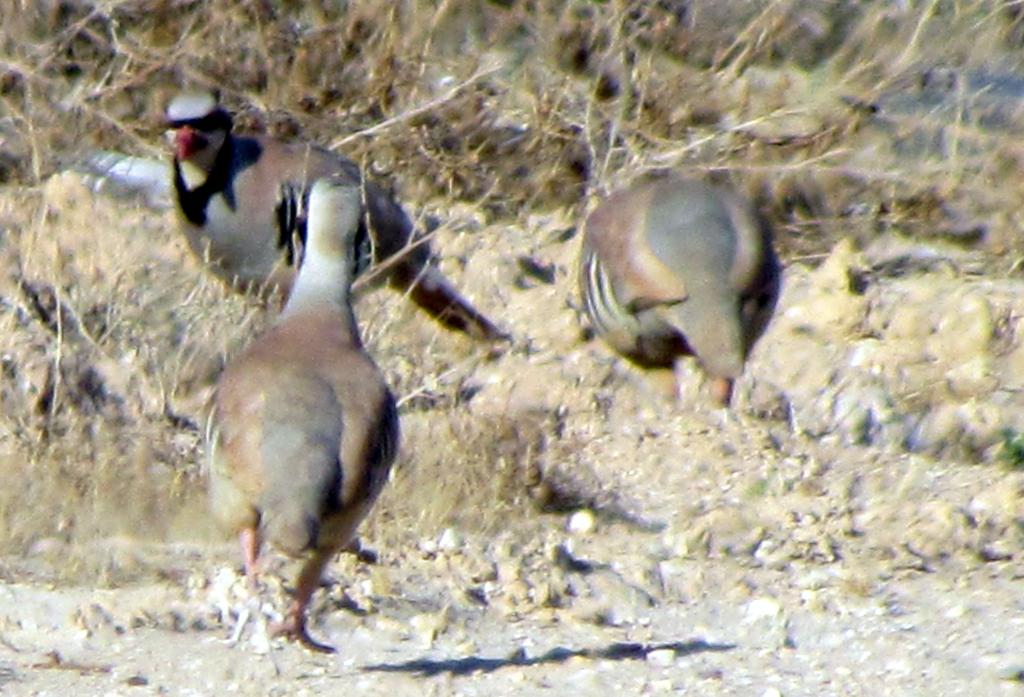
[1,6,1023,695]
[0,185,1022,697]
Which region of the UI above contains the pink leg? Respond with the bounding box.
[711,377,734,408]
[646,368,679,401]
[269,549,336,653]
[239,528,261,584]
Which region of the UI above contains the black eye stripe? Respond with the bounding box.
[167,109,232,132]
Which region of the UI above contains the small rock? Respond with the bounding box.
[930,292,993,361]
[456,639,478,654]
[761,688,783,697]
[567,510,596,534]
[409,608,450,646]
[885,657,912,675]
[945,356,997,398]
[506,580,532,607]
[497,560,522,583]
[979,542,1014,562]
[745,597,783,623]
[943,604,968,620]
[800,589,826,613]
[753,538,790,570]
[437,528,462,552]
[646,648,676,667]
[795,569,832,591]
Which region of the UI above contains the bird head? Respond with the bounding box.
[165,91,233,164]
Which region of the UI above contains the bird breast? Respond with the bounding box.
[181,188,285,287]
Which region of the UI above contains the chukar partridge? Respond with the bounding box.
[166,90,505,341]
[208,175,399,652]
[579,173,781,406]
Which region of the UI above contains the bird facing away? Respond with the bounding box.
[579,173,781,406]
[165,90,505,341]
[208,175,399,653]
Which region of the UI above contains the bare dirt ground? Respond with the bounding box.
[1,2,1024,696]
[0,174,1022,696]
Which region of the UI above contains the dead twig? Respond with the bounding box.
[329,62,505,150]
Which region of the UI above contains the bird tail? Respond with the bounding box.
[260,456,341,555]
[262,501,323,555]
[257,404,344,555]
[394,262,509,342]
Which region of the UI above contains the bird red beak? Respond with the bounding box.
[173,125,207,160]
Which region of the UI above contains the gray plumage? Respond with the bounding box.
[166,90,506,341]
[209,176,399,652]
[579,173,781,405]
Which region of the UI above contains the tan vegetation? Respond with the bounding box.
[0,0,1022,588]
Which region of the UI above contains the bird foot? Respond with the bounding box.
[343,538,379,565]
[268,614,336,654]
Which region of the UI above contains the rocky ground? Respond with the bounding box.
[2,3,1024,696]
[0,173,1022,696]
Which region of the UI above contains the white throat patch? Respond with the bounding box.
[178,159,210,190]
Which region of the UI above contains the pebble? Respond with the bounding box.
[456,639,477,654]
[646,648,676,667]
[745,597,783,623]
[795,569,833,590]
[437,528,462,552]
[944,604,967,620]
[568,510,596,534]
[409,608,449,646]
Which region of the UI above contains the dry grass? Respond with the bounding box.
[0,174,258,564]
[1,1,1023,575]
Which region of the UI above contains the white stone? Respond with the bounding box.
[646,648,676,667]
[568,510,596,534]
[437,528,462,551]
[944,604,968,620]
[745,597,783,623]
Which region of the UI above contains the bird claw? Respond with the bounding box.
[268,616,336,654]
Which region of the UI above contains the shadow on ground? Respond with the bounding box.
[362,639,734,677]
